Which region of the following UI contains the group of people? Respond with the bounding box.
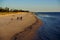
[17,16,22,20]
[11,16,22,20]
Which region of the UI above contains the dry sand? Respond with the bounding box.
[0,12,42,40]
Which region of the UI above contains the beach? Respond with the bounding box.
[0,12,42,40]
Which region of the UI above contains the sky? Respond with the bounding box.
[0,0,60,12]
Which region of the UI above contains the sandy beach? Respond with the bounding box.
[0,12,42,40]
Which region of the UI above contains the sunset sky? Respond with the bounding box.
[0,0,60,12]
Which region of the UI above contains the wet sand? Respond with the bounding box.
[0,12,42,40]
[12,16,42,40]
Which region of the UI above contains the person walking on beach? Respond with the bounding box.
[17,16,22,20]
[17,17,19,20]
[20,16,22,20]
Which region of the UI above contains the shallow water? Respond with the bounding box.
[35,12,60,40]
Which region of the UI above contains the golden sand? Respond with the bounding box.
[0,12,42,40]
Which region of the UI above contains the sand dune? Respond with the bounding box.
[0,12,42,40]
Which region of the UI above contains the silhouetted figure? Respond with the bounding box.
[11,18,13,20]
[17,16,22,20]
[20,16,22,20]
[17,17,19,20]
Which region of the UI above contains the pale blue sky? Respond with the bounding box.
[0,0,60,12]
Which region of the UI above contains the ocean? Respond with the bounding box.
[34,12,60,40]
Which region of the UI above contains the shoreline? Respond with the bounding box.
[0,12,42,40]
[11,14,42,40]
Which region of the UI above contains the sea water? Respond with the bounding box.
[34,12,60,40]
